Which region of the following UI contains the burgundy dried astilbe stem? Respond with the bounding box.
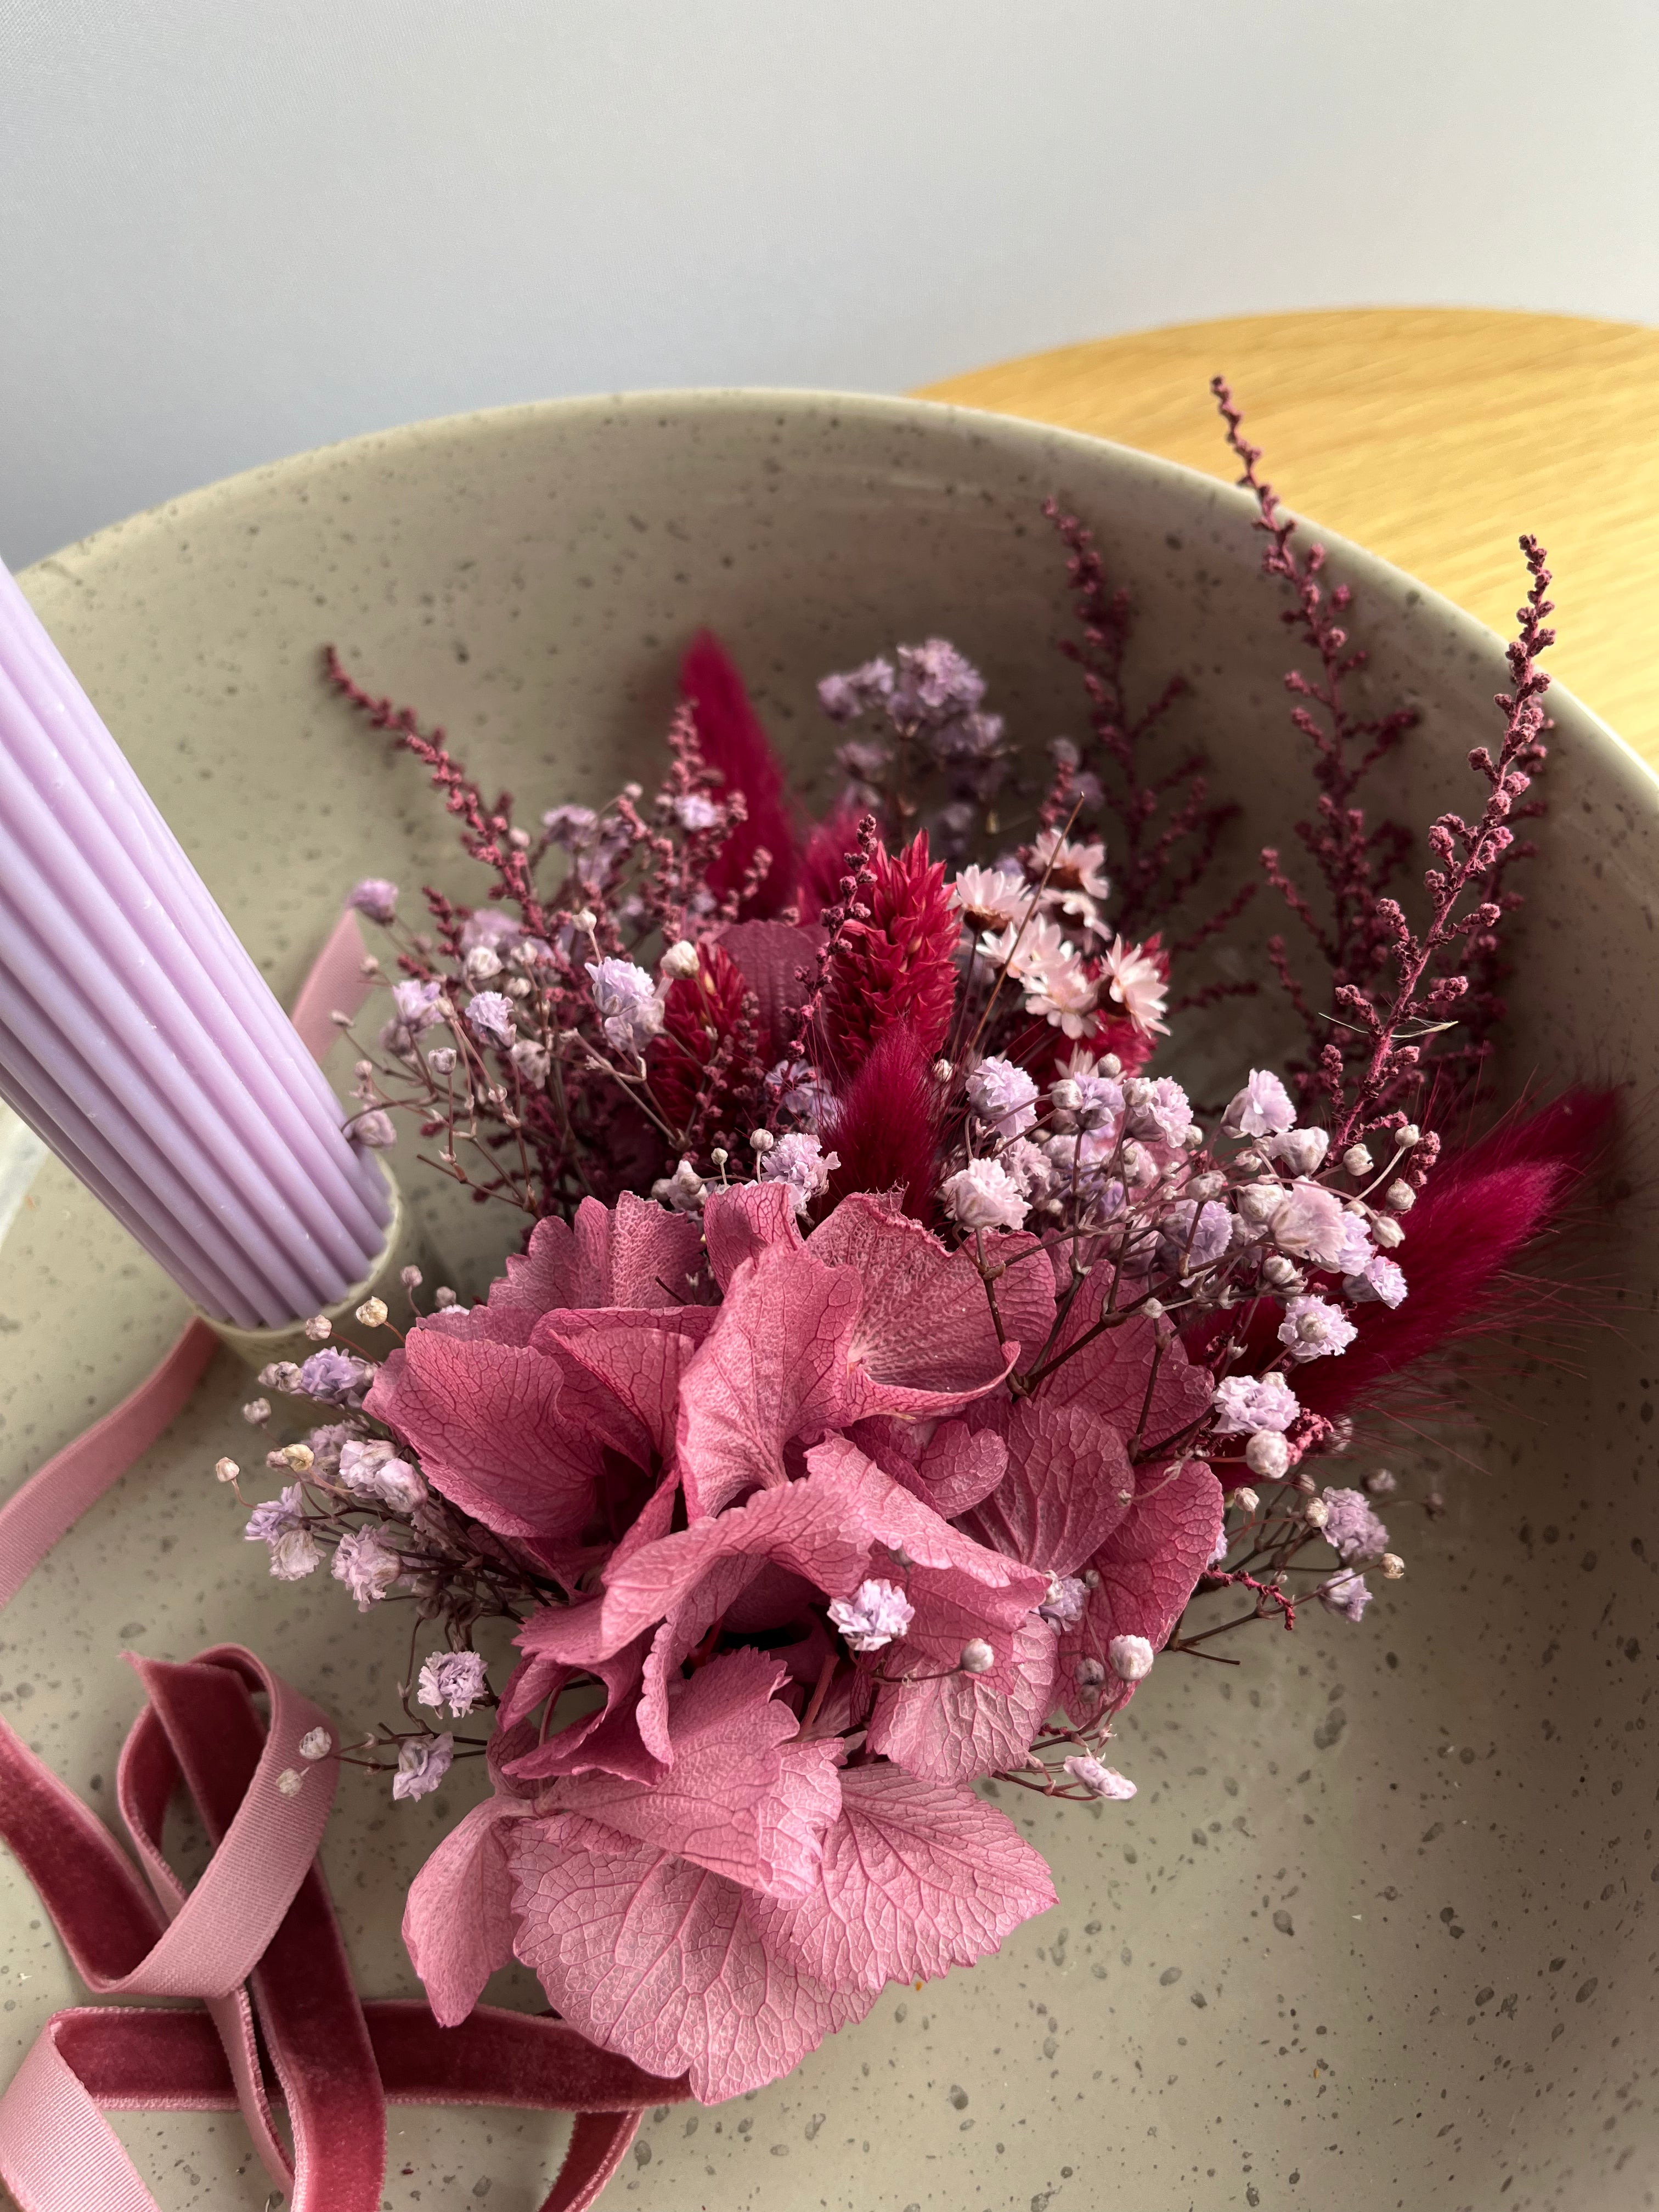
[323,646,551,942]
[1210,381,1417,1013]
[1211,379,1549,1127]
[1327,539,1556,1148]
[1042,496,1249,950]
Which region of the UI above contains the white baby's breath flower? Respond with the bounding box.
[941,1157,1029,1233]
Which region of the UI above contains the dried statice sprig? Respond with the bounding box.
[817,639,1014,858]
[1212,378,1551,1132]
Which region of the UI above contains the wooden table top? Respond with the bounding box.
[919,308,1659,769]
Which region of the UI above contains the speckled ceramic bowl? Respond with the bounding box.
[6,393,1657,2211]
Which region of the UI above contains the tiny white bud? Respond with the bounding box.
[1398,1124,1421,1148]
[749,1128,776,1154]
[1372,1214,1404,1248]
[1244,1430,1290,1480]
[1239,1181,1284,1224]
[1099,1054,1122,1077]
[429,1046,457,1075]
[214,1456,240,1484]
[280,1443,315,1474]
[660,939,701,980]
[298,1728,332,1760]
[1049,1078,1082,1111]
[1303,1497,1330,1528]
[1381,1552,1406,1579]
[303,1314,333,1342]
[622,782,643,801]
[507,825,531,849]
[1182,1124,1204,1149]
[573,907,597,933]
[932,1059,952,1082]
[1108,1633,1155,1683]
[275,1768,305,1798]
[241,1397,272,1427]
[710,1147,729,1166]
[958,1639,996,1675]
[465,946,503,983]
[1261,1253,1299,1289]
[1365,1468,1398,1497]
[400,1264,424,1289]
[1233,1486,1260,1514]
[1141,1297,1165,1321]
[1342,1144,1373,1177]
[504,975,532,998]
[1384,1180,1417,1212]
[355,1297,390,1329]
[433,1286,458,1310]
[354,1058,375,1077]
[1074,1656,1107,1689]
[1234,1149,1263,1173]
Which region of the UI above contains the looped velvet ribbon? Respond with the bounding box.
[0,916,689,2208]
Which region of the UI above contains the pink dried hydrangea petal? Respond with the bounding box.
[674,1246,863,1516]
[366,1331,600,1550]
[846,1416,1008,1519]
[603,1192,709,1307]
[808,1194,1017,1412]
[500,1624,659,1784]
[802,1437,1048,1611]
[1059,1456,1224,1723]
[509,1811,878,2102]
[592,1465,878,1664]
[701,1180,804,1291]
[486,1197,611,1316]
[978,1229,1059,1359]
[555,1650,840,1898]
[532,1306,716,1463]
[1036,1296,1214,1447]
[866,1607,1056,1785]
[403,1792,533,2026]
[961,1400,1133,1578]
[755,1761,1055,1992]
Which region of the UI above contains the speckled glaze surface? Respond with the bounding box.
[5,393,1658,2211]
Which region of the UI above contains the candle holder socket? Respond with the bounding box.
[204,1169,442,1373]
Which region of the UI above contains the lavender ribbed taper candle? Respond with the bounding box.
[0,562,392,1330]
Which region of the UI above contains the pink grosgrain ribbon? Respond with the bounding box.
[0,912,688,2209]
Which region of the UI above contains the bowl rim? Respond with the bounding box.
[24,382,1659,815]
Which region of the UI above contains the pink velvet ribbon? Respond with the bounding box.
[0,913,689,2209]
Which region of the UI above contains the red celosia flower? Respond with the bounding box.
[679,630,800,917]
[647,940,763,1135]
[816,832,958,1077]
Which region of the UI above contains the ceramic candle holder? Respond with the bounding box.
[4,392,1655,2209]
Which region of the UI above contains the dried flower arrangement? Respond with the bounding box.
[219,388,1610,2107]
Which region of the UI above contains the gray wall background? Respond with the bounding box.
[4,0,1655,568]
